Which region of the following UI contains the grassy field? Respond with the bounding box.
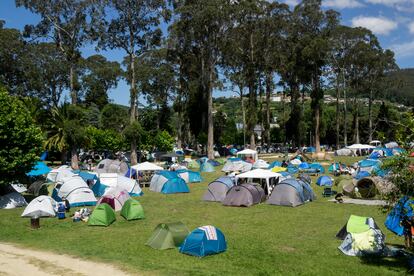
[0,157,408,275]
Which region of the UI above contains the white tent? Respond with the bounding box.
[237,149,258,161]
[0,192,27,209]
[97,187,131,211]
[222,160,252,173]
[47,165,74,182]
[55,176,97,207]
[347,144,375,149]
[131,161,163,172]
[385,141,399,149]
[235,169,281,194]
[290,159,302,165]
[99,173,142,196]
[253,159,269,169]
[21,195,56,218]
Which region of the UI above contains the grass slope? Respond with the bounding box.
[0,158,407,275]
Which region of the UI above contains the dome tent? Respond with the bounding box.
[121,198,144,221]
[146,222,190,250]
[336,215,386,256]
[253,159,269,169]
[222,159,252,173]
[93,173,142,196]
[222,184,266,207]
[96,187,130,211]
[316,175,333,186]
[88,203,116,227]
[176,169,202,183]
[267,178,315,207]
[202,176,235,202]
[200,160,215,172]
[150,171,189,194]
[0,192,27,209]
[52,176,97,207]
[95,159,129,175]
[179,225,227,257]
[21,196,56,219]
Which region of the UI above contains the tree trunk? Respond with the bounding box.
[312,75,321,153]
[71,146,79,170]
[335,75,340,149]
[368,88,373,142]
[129,53,138,165]
[207,67,214,160]
[353,97,360,144]
[259,79,264,146]
[265,72,271,146]
[343,72,348,146]
[238,84,246,147]
[248,32,256,150]
[70,64,77,105]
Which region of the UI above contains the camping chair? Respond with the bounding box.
[322,187,334,197]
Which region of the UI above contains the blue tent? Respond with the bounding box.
[354,171,371,180]
[176,169,202,183]
[279,171,291,177]
[385,197,414,236]
[306,146,316,153]
[298,162,310,170]
[229,148,238,155]
[124,168,137,178]
[179,226,227,257]
[316,175,333,186]
[359,159,381,168]
[200,161,215,173]
[287,165,299,174]
[369,151,381,159]
[150,171,189,194]
[208,160,220,167]
[228,157,242,162]
[309,163,325,173]
[26,161,51,176]
[268,161,282,169]
[40,151,48,161]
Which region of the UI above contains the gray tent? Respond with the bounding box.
[267,178,315,207]
[202,177,235,202]
[95,159,129,175]
[222,183,265,207]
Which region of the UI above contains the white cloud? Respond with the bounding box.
[364,0,414,11]
[409,22,414,34]
[323,0,364,8]
[284,0,300,6]
[351,16,398,35]
[390,40,414,58]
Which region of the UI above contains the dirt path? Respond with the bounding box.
[0,243,130,276]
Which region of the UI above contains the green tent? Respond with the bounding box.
[121,198,144,221]
[216,158,227,165]
[146,222,189,250]
[187,160,200,169]
[88,203,116,227]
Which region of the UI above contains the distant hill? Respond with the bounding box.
[385,68,414,107]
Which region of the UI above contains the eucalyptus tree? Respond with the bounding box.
[172,0,232,158]
[97,0,168,165]
[292,0,339,152]
[16,0,104,105]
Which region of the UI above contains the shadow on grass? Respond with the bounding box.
[358,246,412,273]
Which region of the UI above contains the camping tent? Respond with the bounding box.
[253,159,269,169]
[179,225,227,257]
[97,187,130,211]
[202,176,235,202]
[237,149,258,162]
[268,161,282,169]
[336,215,386,256]
[200,160,215,172]
[150,171,189,194]
[131,161,163,172]
[385,197,414,236]
[176,169,202,183]
[88,203,116,226]
[146,222,190,250]
[267,178,315,207]
[298,162,310,170]
[222,183,265,207]
[187,160,200,169]
[46,166,74,182]
[222,159,252,173]
[95,159,129,175]
[289,159,302,165]
[0,192,27,209]
[309,163,325,173]
[355,177,394,199]
[316,175,333,186]
[385,142,398,148]
[52,176,97,207]
[95,173,142,196]
[121,198,144,221]
[21,195,56,218]
[235,169,281,194]
[271,166,287,173]
[26,161,51,177]
[335,148,355,157]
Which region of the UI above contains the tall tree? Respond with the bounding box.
[98,0,167,165]
[16,0,104,169]
[81,55,122,109]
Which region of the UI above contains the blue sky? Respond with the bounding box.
[1,0,413,105]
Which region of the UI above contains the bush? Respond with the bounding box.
[153,130,174,152]
[0,88,43,185]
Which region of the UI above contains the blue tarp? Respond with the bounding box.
[385,197,414,236]
[316,175,333,186]
[359,159,381,168]
[26,161,51,176]
[179,226,227,257]
[299,162,310,169]
[287,165,299,174]
[268,161,282,169]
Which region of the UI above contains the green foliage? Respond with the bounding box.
[0,89,43,185]
[100,103,128,133]
[153,130,174,152]
[381,154,414,206]
[85,126,126,152]
[123,121,144,144]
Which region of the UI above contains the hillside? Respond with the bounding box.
[385,68,414,107]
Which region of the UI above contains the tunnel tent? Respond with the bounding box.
[202,176,235,202]
[146,222,190,250]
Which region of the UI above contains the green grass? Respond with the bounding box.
[0,157,408,275]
